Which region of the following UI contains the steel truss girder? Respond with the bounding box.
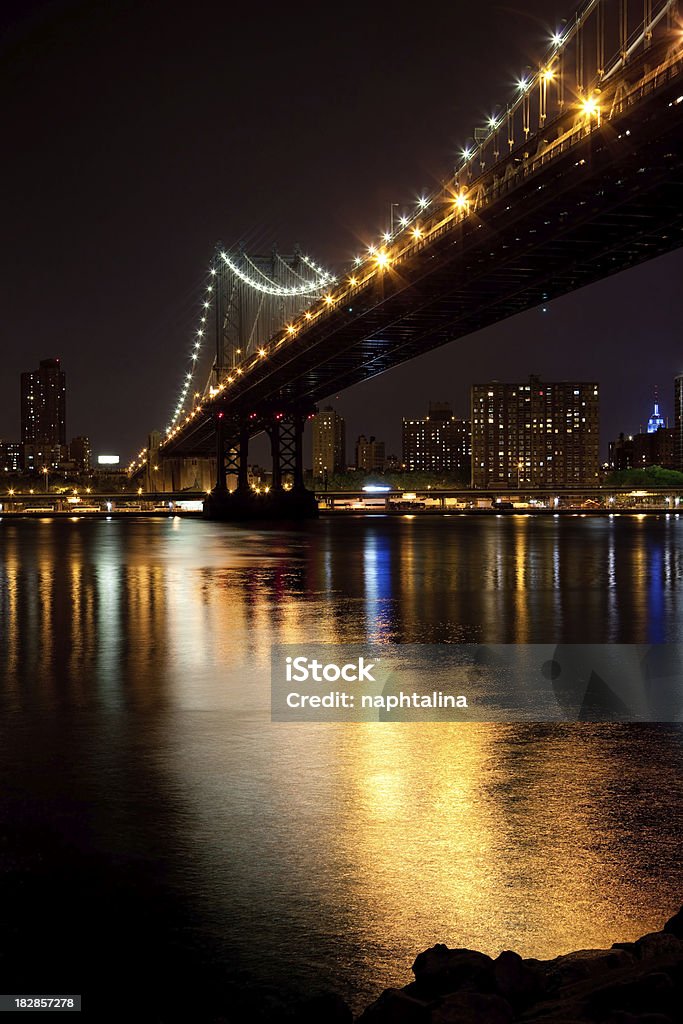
[165,61,683,461]
[214,403,314,493]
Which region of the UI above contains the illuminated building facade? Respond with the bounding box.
[402,402,471,475]
[0,442,21,473]
[312,406,346,478]
[675,375,683,471]
[471,375,599,488]
[356,435,385,472]
[70,436,92,473]
[647,396,666,433]
[20,358,66,470]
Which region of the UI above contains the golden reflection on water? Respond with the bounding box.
[1,517,682,1003]
[512,518,530,642]
[2,543,19,690]
[218,713,681,1007]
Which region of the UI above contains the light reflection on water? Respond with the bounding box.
[0,515,682,1015]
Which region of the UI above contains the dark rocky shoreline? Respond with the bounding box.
[292,906,683,1024]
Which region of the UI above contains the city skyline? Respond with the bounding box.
[3,1,683,460]
[3,270,681,464]
[2,356,679,475]
[3,2,683,1020]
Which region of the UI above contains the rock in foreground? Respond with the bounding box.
[351,906,683,1023]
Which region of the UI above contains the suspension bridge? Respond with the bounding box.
[129,0,683,519]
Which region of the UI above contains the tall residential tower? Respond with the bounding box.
[402,402,471,477]
[312,406,346,479]
[20,357,66,469]
[471,375,599,488]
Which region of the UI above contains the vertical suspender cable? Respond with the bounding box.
[644,0,652,47]
[539,73,548,126]
[559,47,565,108]
[576,16,584,93]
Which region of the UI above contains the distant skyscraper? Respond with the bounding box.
[312,406,346,478]
[0,442,21,473]
[20,358,66,469]
[675,375,683,470]
[471,375,599,488]
[69,436,91,473]
[402,402,471,476]
[610,390,673,472]
[647,391,666,433]
[356,435,386,472]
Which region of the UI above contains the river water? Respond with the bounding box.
[0,514,681,1020]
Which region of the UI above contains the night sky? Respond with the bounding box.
[3,0,682,462]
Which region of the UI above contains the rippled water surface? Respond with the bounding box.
[0,515,682,1019]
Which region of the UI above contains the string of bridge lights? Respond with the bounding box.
[127,251,336,472]
[164,253,334,433]
[218,250,334,296]
[129,5,678,476]
[127,24,600,475]
[340,15,615,276]
[167,267,216,431]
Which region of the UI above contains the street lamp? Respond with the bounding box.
[42,466,49,492]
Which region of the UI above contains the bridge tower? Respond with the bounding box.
[135,0,683,521]
[207,402,317,520]
[209,244,322,383]
[202,244,328,519]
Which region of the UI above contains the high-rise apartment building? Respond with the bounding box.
[70,436,92,473]
[471,375,600,488]
[356,435,386,472]
[675,375,683,471]
[312,406,346,478]
[20,358,66,469]
[402,402,471,476]
[0,442,21,473]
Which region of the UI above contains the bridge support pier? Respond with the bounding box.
[204,405,317,521]
[214,413,227,492]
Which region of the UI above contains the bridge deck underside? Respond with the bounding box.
[166,76,683,457]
